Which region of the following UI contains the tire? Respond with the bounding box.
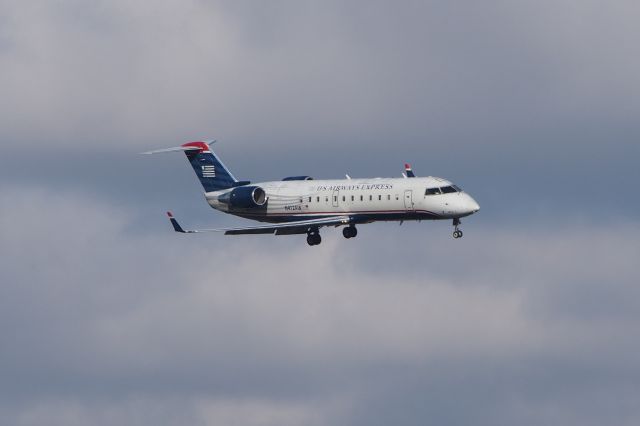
[307,233,321,246]
[343,226,357,239]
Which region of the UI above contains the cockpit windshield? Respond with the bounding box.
[425,187,441,195]
[425,185,461,195]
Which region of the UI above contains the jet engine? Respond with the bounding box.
[220,186,267,208]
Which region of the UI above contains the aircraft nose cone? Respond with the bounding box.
[465,195,480,215]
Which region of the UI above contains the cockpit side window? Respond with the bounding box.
[425,187,441,195]
[440,186,457,194]
[452,185,462,192]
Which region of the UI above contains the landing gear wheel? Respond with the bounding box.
[452,218,463,239]
[342,226,357,239]
[307,232,321,246]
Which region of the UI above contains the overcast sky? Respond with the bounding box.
[1,1,640,425]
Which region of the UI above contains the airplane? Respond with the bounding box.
[142,140,480,246]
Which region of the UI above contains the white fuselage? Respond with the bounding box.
[205,176,480,224]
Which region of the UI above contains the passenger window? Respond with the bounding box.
[387,195,391,200]
[334,196,337,202]
[316,196,320,202]
[360,195,363,201]
[326,197,329,202]
[308,197,312,202]
[378,195,382,201]
[351,195,354,201]
[369,195,373,201]
[395,194,399,200]
[342,196,346,202]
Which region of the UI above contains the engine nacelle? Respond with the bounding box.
[220,186,267,208]
[282,176,314,181]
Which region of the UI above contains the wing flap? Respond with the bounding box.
[274,227,312,235]
[225,228,277,235]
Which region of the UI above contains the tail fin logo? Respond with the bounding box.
[202,165,215,177]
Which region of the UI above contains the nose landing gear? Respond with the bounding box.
[342,225,357,239]
[452,218,463,239]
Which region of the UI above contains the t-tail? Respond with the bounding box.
[142,140,244,192]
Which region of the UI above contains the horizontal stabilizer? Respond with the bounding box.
[141,140,216,155]
[141,146,200,155]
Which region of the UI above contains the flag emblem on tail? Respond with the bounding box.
[202,165,215,177]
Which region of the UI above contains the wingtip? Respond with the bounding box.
[166,211,173,218]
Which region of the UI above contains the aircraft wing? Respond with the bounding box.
[166,212,351,235]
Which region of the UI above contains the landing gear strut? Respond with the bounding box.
[307,230,322,246]
[342,225,357,239]
[452,218,463,239]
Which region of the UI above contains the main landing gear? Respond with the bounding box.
[452,218,463,239]
[307,230,322,246]
[342,225,357,239]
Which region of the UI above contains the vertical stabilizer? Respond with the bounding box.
[181,141,238,192]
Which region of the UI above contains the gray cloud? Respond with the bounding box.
[2,0,639,151]
[1,186,639,425]
[1,1,640,425]
[1,0,639,222]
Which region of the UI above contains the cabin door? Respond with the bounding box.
[332,190,339,208]
[404,190,414,211]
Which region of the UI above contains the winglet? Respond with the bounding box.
[404,163,416,178]
[167,211,186,233]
